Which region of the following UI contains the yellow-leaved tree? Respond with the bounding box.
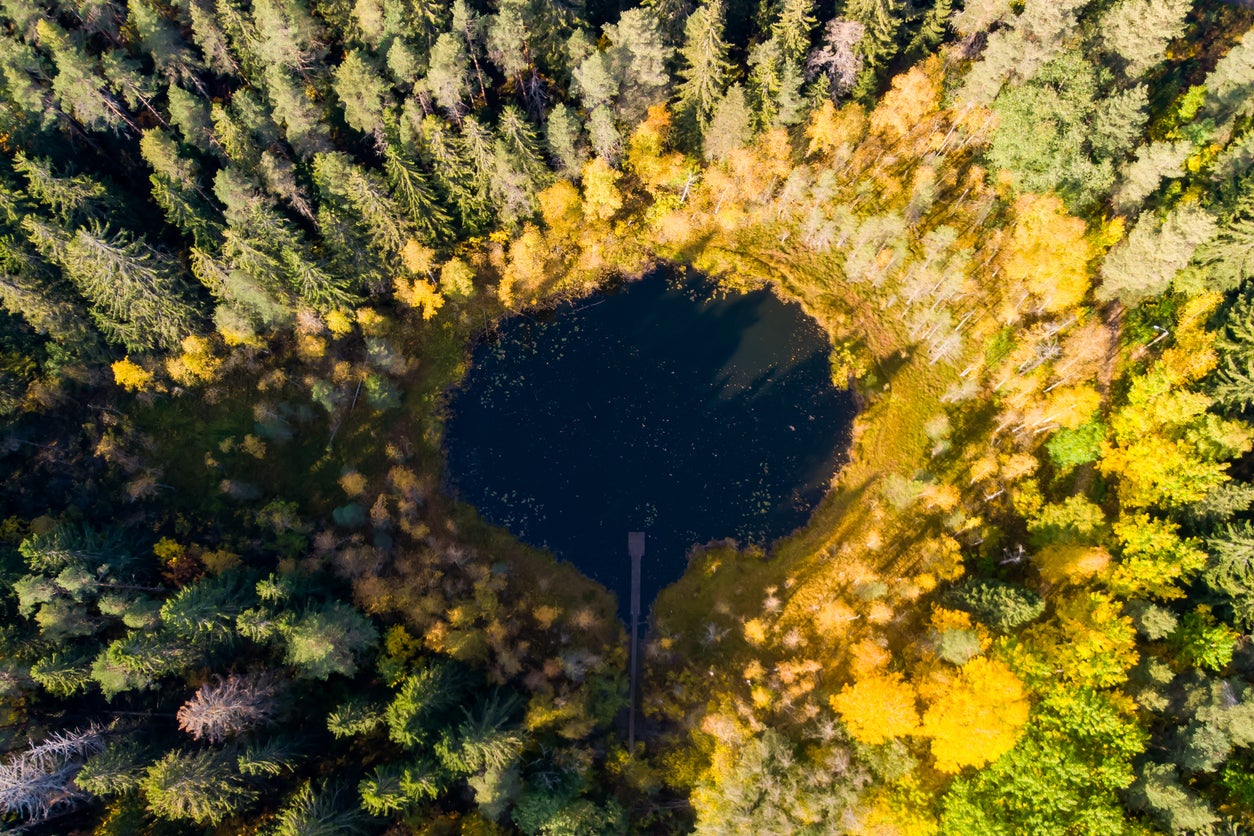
[831,672,921,745]
[868,56,943,144]
[919,657,1029,773]
[111,357,153,391]
[581,158,623,223]
[1001,194,1092,314]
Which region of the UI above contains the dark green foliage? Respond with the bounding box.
[675,0,731,141]
[1206,522,1254,629]
[385,661,465,747]
[437,690,525,775]
[1212,287,1254,414]
[946,578,1046,632]
[1167,675,1254,774]
[236,737,302,777]
[383,145,452,244]
[29,649,94,696]
[513,790,626,836]
[358,759,447,815]
[327,697,385,738]
[160,571,255,646]
[1127,762,1217,833]
[843,0,904,73]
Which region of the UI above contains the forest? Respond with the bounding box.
[1,0,1253,832]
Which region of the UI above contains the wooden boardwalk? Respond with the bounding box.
[627,531,645,752]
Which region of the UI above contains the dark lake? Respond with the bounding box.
[443,270,856,617]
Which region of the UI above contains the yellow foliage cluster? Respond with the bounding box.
[1034,544,1112,586]
[582,157,622,222]
[324,309,354,336]
[111,357,153,391]
[396,276,445,320]
[869,57,944,142]
[805,101,867,160]
[1108,513,1206,600]
[627,106,690,193]
[166,335,222,385]
[918,657,1029,773]
[400,239,435,275]
[832,672,921,745]
[1001,194,1092,314]
[339,470,367,497]
[1024,592,1138,688]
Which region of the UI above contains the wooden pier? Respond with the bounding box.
[627,531,645,752]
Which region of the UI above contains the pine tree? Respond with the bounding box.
[1196,216,1254,293]
[36,19,136,132]
[675,0,731,139]
[545,103,585,176]
[1201,30,1254,138]
[278,601,378,680]
[383,145,452,244]
[1100,0,1192,80]
[385,662,464,748]
[747,38,803,128]
[426,31,470,116]
[35,220,200,352]
[769,0,815,65]
[128,0,204,87]
[29,650,95,696]
[1098,204,1218,304]
[1112,140,1192,216]
[185,0,239,75]
[486,0,531,83]
[251,0,326,71]
[497,105,549,182]
[703,84,753,160]
[271,781,371,836]
[438,691,524,775]
[451,0,488,102]
[143,749,258,825]
[842,0,904,73]
[263,64,331,157]
[76,740,148,798]
[605,8,672,123]
[415,114,492,233]
[334,49,392,139]
[1206,522,1254,629]
[312,151,412,260]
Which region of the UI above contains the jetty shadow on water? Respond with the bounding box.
[443,268,858,619]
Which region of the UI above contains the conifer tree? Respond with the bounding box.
[675,0,731,140]
[334,49,392,139]
[545,103,586,176]
[143,749,258,825]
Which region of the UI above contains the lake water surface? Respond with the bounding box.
[444,270,856,616]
